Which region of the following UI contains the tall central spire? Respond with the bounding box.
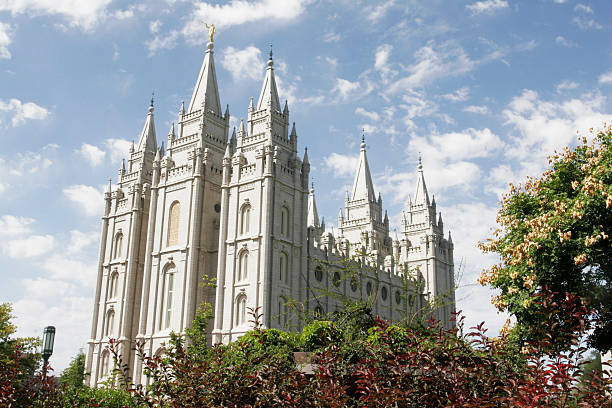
[137,102,157,153]
[351,135,376,202]
[307,182,320,228]
[256,46,281,112]
[188,42,222,114]
[414,155,430,205]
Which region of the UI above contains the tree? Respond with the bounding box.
[59,352,86,388]
[479,125,612,352]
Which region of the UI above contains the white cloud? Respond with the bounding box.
[0,98,49,126]
[441,87,469,102]
[574,4,593,13]
[63,185,104,217]
[355,107,380,122]
[41,253,97,287]
[104,138,131,163]
[4,149,53,177]
[399,90,438,126]
[555,35,577,48]
[572,16,603,30]
[183,0,309,43]
[76,143,105,166]
[413,128,503,162]
[503,89,611,171]
[221,45,263,81]
[4,234,54,258]
[0,215,34,237]
[322,31,340,43]
[0,22,12,59]
[146,30,179,56]
[364,0,394,23]
[332,78,362,102]
[67,230,99,256]
[0,0,113,30]
[556,80,579,92]
[323,153,359,178]
[466,0,508,15]
[374,44,392,71]
[598,71,612,85]
[463,105,490,115]
[387,42,475,93]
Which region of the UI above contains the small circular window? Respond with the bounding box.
[314,266,323,282]
[395,291,402,305]
[214,203,221,213]
[366,281,373,296]
[333,272,341,287]
[381,286,388,301]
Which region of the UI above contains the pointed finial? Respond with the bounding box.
[418,153,422,170]
[267,43,274,67]
[105,178,112,193]
[361,129,366,149]
[150,92,154,107]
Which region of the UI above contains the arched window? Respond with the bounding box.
[235,295,247,326]
[238,251,248,281]
[109,272,119,299]
[167,201,180,246]
[100,350,110,377]
[279,252,288,283]
[240,204,250,235]
[160,268,175,330]
[314,305,324,317]
[278,297,288,328]
[105,310,115,337]
[113,232,123,259]
[280,207,289,236]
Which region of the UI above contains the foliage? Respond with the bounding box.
[59,351,86,388]
[479,125,612,351]
[300,320,341,351]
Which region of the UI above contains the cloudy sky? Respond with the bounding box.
[0,0,610,371]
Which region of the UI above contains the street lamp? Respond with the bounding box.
[42,326,55,378]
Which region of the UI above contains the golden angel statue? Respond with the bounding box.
[205,23,215,43]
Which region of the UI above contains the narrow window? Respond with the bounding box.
[113,233,123,259]
[240,205,250,235]
[238,251,248,281]
[109,272,118,299]
[236,296,247,326]
[280,207,289,236]
[105,310,115,337]
[101,351,110,377]
[167,201,180,246]
[279,252,288,283]
[162,271,175,329]
[278,298,288,328]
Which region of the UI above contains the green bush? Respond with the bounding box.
[300,320,341,351]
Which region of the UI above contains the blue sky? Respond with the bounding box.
[0,0,610,371]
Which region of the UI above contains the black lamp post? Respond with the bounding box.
[41,326,55,379]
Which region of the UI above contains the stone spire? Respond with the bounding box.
[414,155,429,205]
[137,101,157,153]
[188,41,222,114]
[256,45,281,112]
[307,182,319,229]
[351,134,376,202]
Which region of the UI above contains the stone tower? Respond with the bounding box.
[212,49,310,343]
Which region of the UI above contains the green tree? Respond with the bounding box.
[59,351,86,388]
[479,126,612,352]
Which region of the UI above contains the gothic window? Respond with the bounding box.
[235,295,247,326]
[100,350,110,377]
[395,291,402,305]
[366,281,373,296]
[109,272,119,299]
[278,297,288,328]
[161,267,175,330]
[314,265,323,282]
[238,251,248,281]
[280,207,289,236]
[350,277,358,292]
[113,232,123,259]
[167,201,180,246]
[333,271,341,287]
[105,310,115,337]
[381,286,388,301]
[279,252,288,283]
[240,204,251,235]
